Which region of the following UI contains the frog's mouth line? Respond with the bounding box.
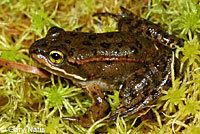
[31,53,87,81]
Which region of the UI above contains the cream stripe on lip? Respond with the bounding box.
[31,54,87,81]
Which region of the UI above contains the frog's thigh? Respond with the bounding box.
[106,58,173,122]
[120,67,161,107]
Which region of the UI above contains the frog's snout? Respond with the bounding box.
[29,40,47,56]
[29,41,39,55]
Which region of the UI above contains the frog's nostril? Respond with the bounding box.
[30,48,40,54]
[34,48,39,53]
[30,48,46,55]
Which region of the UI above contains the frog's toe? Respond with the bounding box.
[93,12,122,21]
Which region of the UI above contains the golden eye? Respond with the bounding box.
[49,50,64,64]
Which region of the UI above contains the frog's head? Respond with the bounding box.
[29,26,87,81]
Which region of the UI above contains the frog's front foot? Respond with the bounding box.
[62,83,109,128]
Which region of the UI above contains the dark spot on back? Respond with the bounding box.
[134,20,143,28]
[65,40,71,44]
[69,48,75,56]
[128,26,134,32]
[41,43,47,47]
[54,45,63,50]
[135,40,142,49]
[125,19,132,24]
[130,46,138,54]
[105,33,114,38]
[114,49,120,54]
[106,61,112,65]
[92,91,97,97]
[70,32,78,36]
[82,41,92,46]
[91,49,97,55]
[88,34,97,40]
[100,42,111,49]
[117,43,123,48]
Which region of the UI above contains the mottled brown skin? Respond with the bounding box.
[29,7,180,127]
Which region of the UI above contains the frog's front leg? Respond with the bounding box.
[105,57,176,122]
[62,83,109,128]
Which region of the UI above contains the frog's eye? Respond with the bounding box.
[49,50,64,64]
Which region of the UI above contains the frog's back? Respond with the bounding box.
[42,27,171,89]
[45,27,171,62]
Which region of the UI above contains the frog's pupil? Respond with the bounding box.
[51,53,60,60]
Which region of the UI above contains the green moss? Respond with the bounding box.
[0,0,200,133]
[107,90,120,111]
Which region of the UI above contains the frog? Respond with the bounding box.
[29,7,180,128]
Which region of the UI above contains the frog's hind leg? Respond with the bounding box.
[104,57,173,122]
[119,6,134,17]
[93,6,134,19]
[93,12,122,21]
[119,7,180,48]
[94,6,180,48]
[62,83,109,128]
[93,6,137,31]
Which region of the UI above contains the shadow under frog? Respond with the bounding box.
[29,7,180,127]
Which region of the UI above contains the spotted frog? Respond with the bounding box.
[29,7,180,127]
